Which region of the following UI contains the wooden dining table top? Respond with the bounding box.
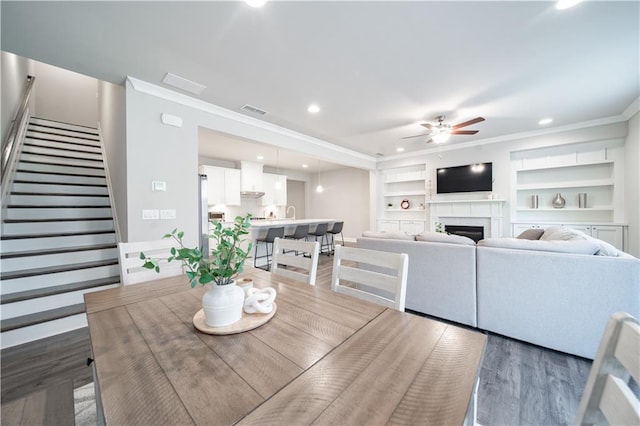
[85,267,487,425]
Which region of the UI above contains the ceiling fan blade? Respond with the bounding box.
[451,130,479,135]
[402,133,430,139]
[452,117,485,129]
[420,123,433,129]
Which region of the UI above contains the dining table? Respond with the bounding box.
[85,266,487,425]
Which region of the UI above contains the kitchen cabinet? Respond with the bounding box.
[262,173,287,206]
[240,161,263,193]
[199,165,241,206]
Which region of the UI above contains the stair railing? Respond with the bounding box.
[1,75,35,209]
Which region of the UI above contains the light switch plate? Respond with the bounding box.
[152,181,167,192]
[160,209,176,220]
[142,209,159,220]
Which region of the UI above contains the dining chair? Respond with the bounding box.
[118,239,183,285]
[574,311,640,426]
[331,245,409,311]
[272,237,320,285]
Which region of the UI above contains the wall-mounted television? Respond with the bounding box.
[436,163,493,194]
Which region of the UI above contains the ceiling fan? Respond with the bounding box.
[403,115,485,144]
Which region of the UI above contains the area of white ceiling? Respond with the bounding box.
[1,1,638,159]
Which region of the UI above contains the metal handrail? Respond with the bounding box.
[2,75,35,184]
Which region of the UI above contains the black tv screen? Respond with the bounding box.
[436,163,493,194]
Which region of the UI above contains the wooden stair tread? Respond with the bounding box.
[0,259,118,280]
[18,159,105,170]
[1,304,86,332]
[30,117,99,134]
[1,230,115,241]
[1,276,121,305]
[10,192,108,197]
[11,180,107,188]
[1,243,117,259]
[3,217,112,224]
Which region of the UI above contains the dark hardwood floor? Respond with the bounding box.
[1,246,592,425]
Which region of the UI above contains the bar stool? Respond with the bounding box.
[254,227,284,271]
[327,221,344,254]
[308,223,331,256]
[284,224,309,256]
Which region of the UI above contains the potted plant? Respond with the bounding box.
[141,214,253,327]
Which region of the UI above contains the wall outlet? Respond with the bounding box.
[142,209,159,220]
[160,209,176,220]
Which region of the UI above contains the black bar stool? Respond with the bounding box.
[328,221,344,254]
[308,223,331,256]
[254,227,284,271]
[284,224,309,256]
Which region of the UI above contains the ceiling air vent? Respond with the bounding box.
[162,73,206,95]
[375,152,385,157]
[241,104,268,116]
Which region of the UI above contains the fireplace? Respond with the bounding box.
[445,225,484,243]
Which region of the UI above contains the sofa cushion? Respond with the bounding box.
[478,238,600,255]
[540,226,588,241]
[416,232,476,246]
[516,228,544,240]
[361,230,415,241]
[584,235,623,257]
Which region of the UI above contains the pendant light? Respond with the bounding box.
[275,149,282,190]
[316,160,323,193]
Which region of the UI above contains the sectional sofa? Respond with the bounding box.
[357,227,640,359]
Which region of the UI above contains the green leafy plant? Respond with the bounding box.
[141,214,253,287]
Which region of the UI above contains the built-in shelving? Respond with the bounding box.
[379,165,427,230]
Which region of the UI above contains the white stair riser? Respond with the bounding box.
[0,233,116,252]
[27,125,100,141]
[22,145,103,161]
[17,161,106,177]
[5,207,112,220]
[1,248,118,273]
[14,172,106,186]
[1,284,119,320]
[20,153,103,169]
[1,264,120,296]
[12,182,108,195]
[26,131,100,145]
[30,118,98,135]
[3,219,114,235]
[24,137,102,154]
[0,313,87,349]
[9,194,110,206]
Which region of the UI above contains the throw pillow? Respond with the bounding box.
[361,230,416,241]
[415,232,476,246]
[516,228,544,240]
[540,226,588,241]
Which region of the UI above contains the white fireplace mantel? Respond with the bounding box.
[427,199,506,238]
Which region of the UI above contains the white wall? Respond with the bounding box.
[1,51,35,142]
[309,167,370,240]
[98,80,127,241]
[287,180,306,219]
[625,111,639,257]
[377,121,629,237]
[33,61,98,127]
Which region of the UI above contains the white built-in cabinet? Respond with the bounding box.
[512,223,625,250]
[199,165,241,206]
[262,173,287,206]
[378,165,427,232]
[240,161,263,193]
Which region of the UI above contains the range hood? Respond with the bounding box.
[240,190,265,198]
[240,160,264,198]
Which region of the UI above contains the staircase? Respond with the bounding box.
[1,117,120,349]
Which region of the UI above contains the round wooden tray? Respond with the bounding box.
[192,303,277,335]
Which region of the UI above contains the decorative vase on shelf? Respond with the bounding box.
[552,193,566,209]
[202,281,245,327]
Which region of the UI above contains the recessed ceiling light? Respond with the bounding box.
[245,0,267,8]
[302,164,309,168]
[396,147,405,153]
[307,104,320,114]
[257,155,264,160]
[556,0,583,10]
[539,118,553,125]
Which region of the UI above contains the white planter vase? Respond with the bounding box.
[202,281,245,327]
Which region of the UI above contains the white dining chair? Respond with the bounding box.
[331,245,409,311]
[117,239,183,285]
[574,311,640,426]
[271,237,320,285]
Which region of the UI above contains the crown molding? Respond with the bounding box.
[622,97,640,119]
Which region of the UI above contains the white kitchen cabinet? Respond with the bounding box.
[377,219,400,232]
[199,165,241,206]
[400,220,426,235]
[261,173,287,206]
[240,161,263,192]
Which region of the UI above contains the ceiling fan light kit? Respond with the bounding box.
[404,115,485,145]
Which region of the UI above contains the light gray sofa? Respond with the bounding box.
[357,230,640,359]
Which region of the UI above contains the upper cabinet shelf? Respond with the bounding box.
[383,190,426,197]
[516,159,614,172]
[515,179,614,191]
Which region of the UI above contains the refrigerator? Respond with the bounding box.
[199,174,209,257]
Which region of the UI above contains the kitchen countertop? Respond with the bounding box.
[247,218,337,228]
